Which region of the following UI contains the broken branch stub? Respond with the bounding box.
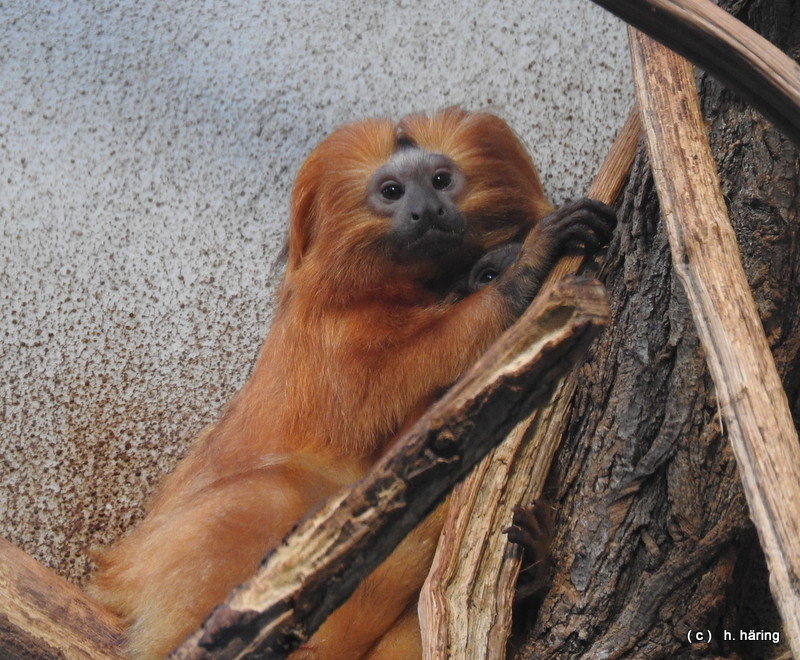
[169,276,610,660]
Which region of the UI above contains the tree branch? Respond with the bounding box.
[169,277,610,659]
[590,0,800,146]
[0,536,126,659]
[630,28,800,658]
[419,107,640,660]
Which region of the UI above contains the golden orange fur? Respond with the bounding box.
[89,108,576,659]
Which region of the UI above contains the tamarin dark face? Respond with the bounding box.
[88,107,617,660]
[367,145,467,261]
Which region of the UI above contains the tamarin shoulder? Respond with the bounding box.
[89,107,615,660]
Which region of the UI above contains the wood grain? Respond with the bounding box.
[630,28,800,658]
[0,536,126,659]
[168,277,610,659]
[418,108,640,660]
[591,0,800,146]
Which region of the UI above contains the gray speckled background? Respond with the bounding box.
[0,0,632,585]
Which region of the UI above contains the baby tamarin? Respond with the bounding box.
[89,107,614,659]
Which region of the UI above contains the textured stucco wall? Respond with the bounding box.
[0,0,633,584]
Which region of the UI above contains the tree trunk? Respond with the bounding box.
[512,1,800,659]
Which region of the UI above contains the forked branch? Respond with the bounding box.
[591,0,800,146]
[169,277,610,659]
[630,28,800,658]
[419,108,640,660]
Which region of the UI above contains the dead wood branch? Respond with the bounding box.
[419,108,640,660]
[168,277,610,659]
[0,536,126,659]
[590,0,800,146]
[630,28,800,657]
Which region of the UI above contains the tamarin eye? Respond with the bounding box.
[432,171,452,190]
[477,267,500,285]
[381,183,404,200]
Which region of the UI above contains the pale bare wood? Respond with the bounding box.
[0,536,126,660]
[419,109,640,660]
[591,0,800,146]
[584,109,641,203]
[169,277,610,659]
[630,29,800,658]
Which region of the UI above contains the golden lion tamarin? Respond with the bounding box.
[89,107,614,659]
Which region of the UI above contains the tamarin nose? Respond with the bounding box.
[413,207,444,222]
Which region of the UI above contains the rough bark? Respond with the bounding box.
[170,278,609,659]
[589,0,800,148]
[514,2,800,659]
[631,27,800,655]
[419,108,640,660]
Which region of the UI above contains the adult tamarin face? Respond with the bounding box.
[366,145,467,261]
[88,107,616,660]
[284,108,553,296]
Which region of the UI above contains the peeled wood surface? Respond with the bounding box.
[169,278,609,659]
[591,0,800,147]
[630,29,800,658]
[0,536,126,660]
[419,108,640,660]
